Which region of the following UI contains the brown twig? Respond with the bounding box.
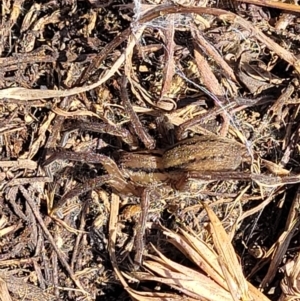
[19,185,89,296]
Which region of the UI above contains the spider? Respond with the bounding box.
[43,122,249,214]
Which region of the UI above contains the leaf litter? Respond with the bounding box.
[1,0,300,300]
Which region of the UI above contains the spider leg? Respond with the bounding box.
[51,174,138,216]
[43,149,124,180]
[133,187,151,270]
[43,149,139,215]
[119,76,156,150]
[62,120,139,149]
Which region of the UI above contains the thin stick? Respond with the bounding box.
[19,185,88,296]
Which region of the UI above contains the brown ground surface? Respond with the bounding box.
[1,1,300,300]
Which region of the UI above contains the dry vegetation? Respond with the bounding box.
[1,0,300,300]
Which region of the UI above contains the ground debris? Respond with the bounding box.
[1,0,300,300]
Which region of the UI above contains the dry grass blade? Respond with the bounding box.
[203,203,251,301]
[126,288,198,301]
[191,24,237,84]
[260,187,300,289]
[192,35,224,97]
[0,276,12,301]
[281,250,300,300]
[192,31,229,135]
[163,226,228,289]
[0,159,36,170]
[0,224,20,237]
[202,203,275,301]
[142,254,233,301]
[160,15,176,100]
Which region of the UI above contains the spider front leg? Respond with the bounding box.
[118,187,158,270]
[133,187,151,270]
[61,119,139,150]
[43,149,139,215]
